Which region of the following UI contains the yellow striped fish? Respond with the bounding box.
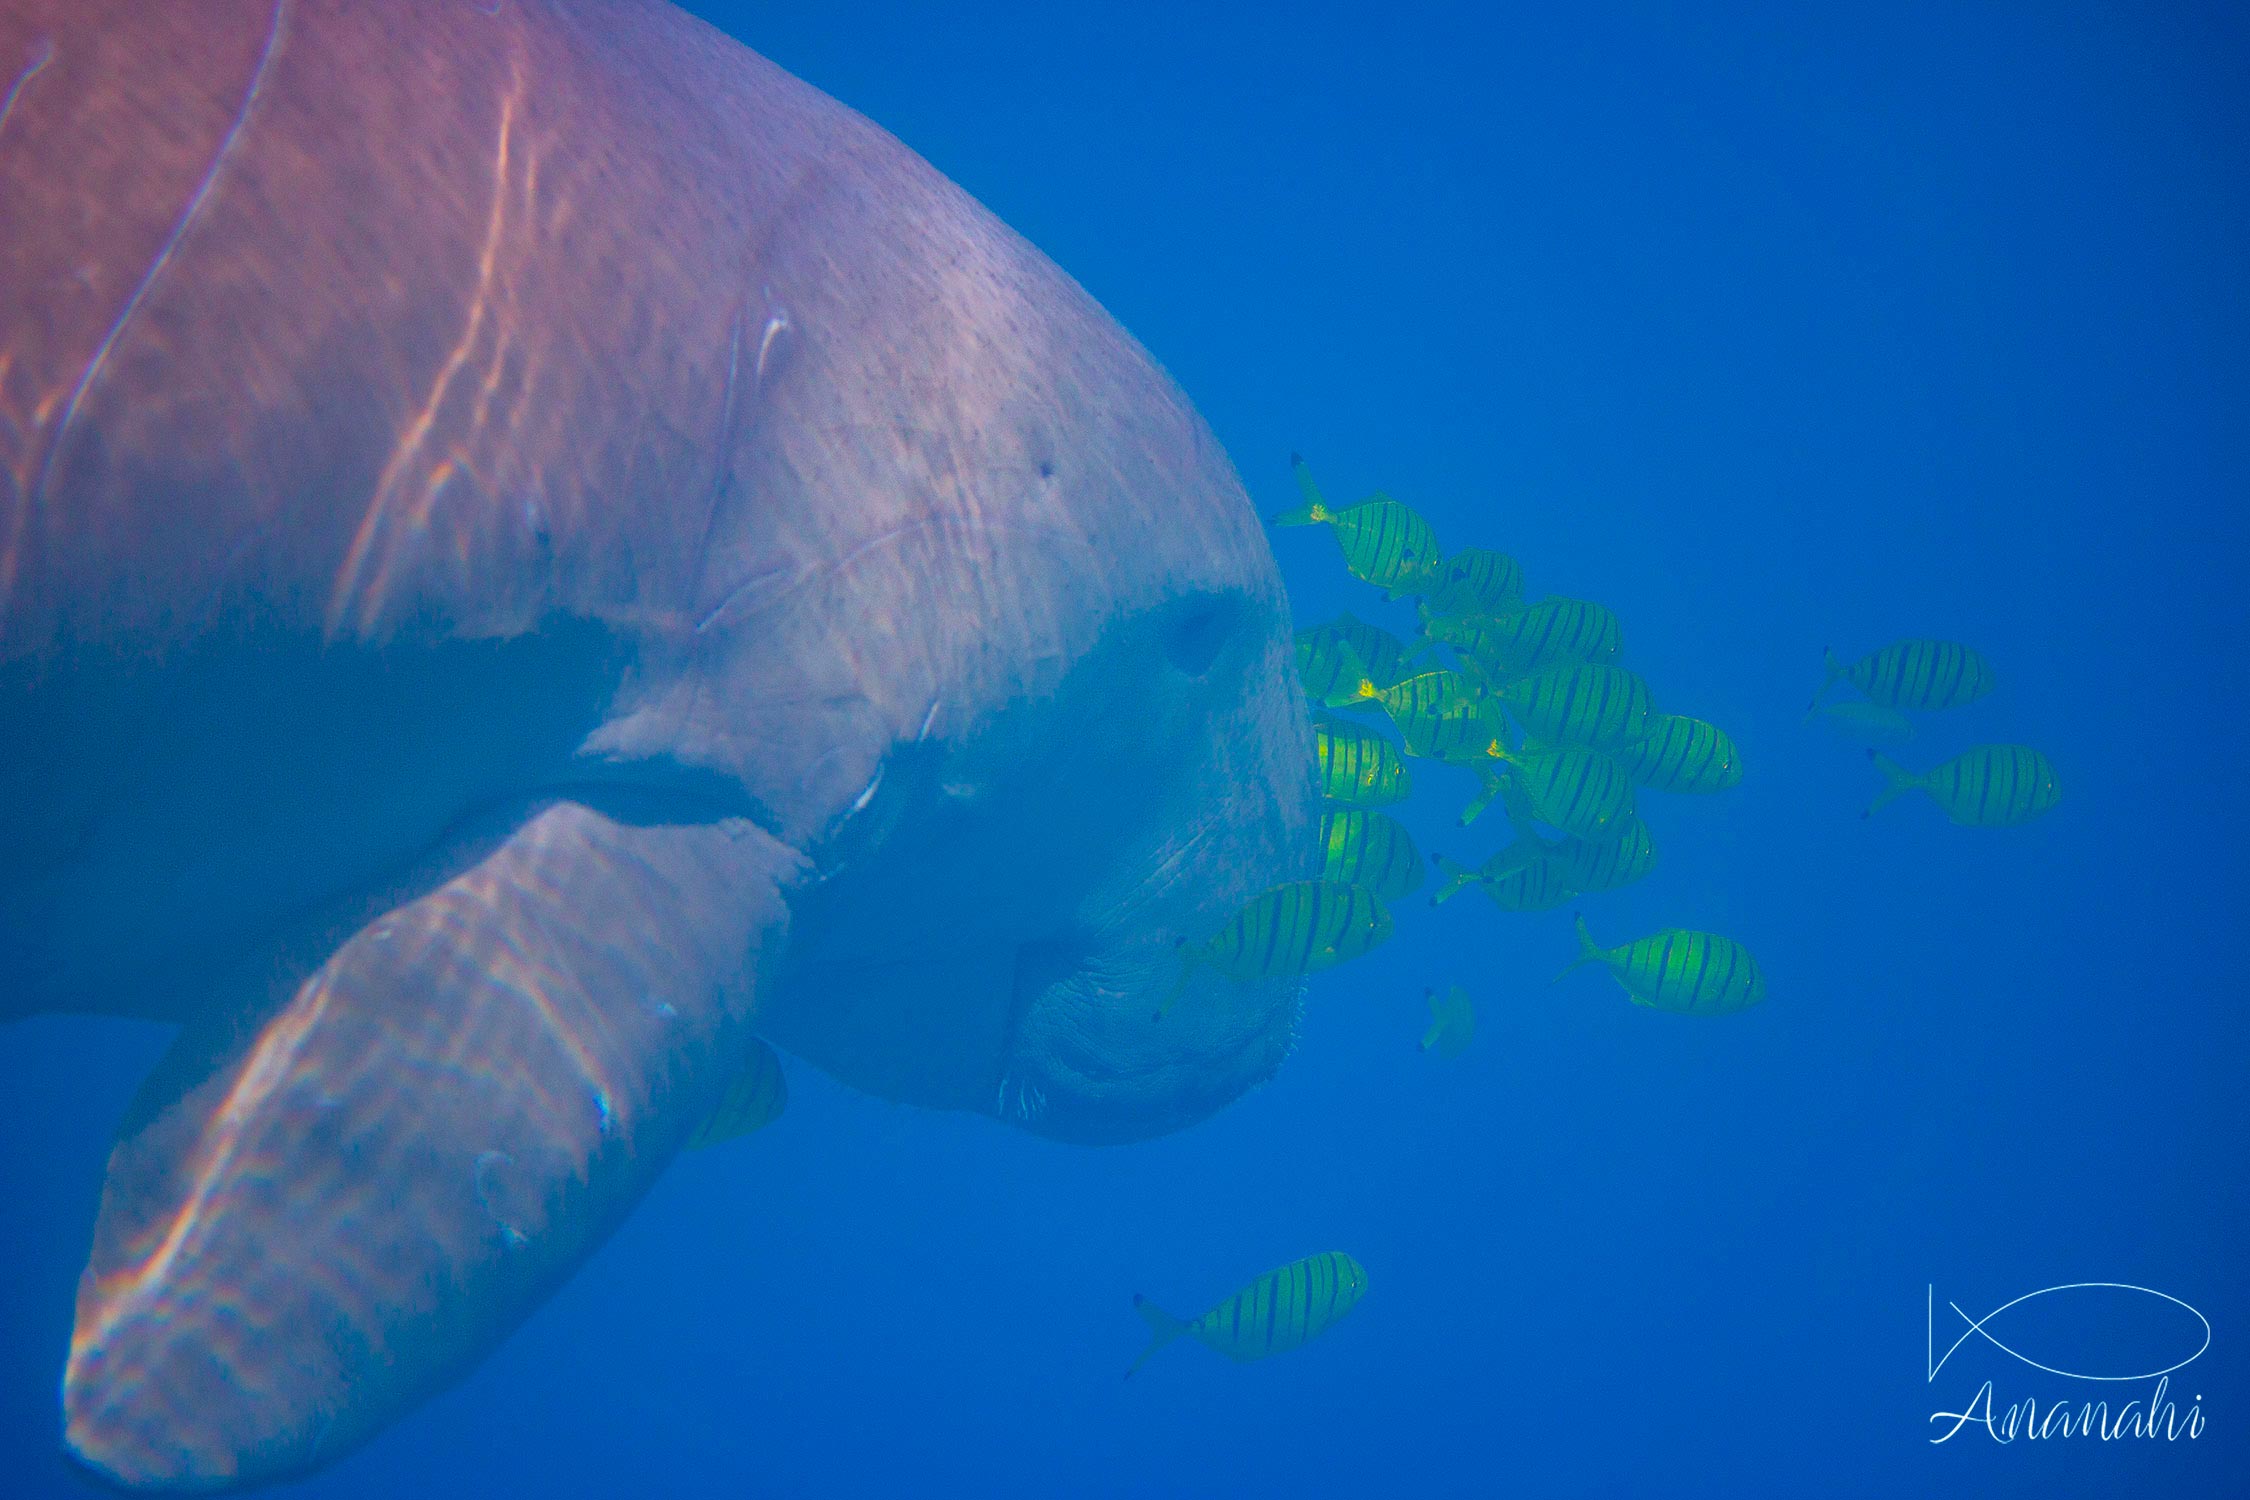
[1296,636,1374,710]
[1421,985,1475,1059]
[1313,717,1413,806]
[1488,740,1634,840]
[1556,914,1767,1014]
[1419,612,1522,678]
[1127,1251,1369,1377]
[1397,701,1503,765]
[1817,639,1995,712]
[1418,547,1525,618]
[1353,667,1487,721]
[1324,612,1415,683]
[1613,713,1742,794]
[1426,597,1622,681]
[1315,807,1424,900]
[1865,746,2060,827]
[1497,663,1654,750]
[688,1039,788,1149]
[1511,814,1659,895]
[1162,880,1393,1017]
[1429,850,1575,912]
[1296,614,1411,705]
[1274,455,1437,598]
[1350,669,1495,762]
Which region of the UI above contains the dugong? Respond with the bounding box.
[0,1,1313,1488]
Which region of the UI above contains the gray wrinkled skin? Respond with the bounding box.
[0,1,1315,1489]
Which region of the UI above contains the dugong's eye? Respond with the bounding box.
[1159,593,1247,678]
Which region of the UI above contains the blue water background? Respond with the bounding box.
[4,3,2245,1495]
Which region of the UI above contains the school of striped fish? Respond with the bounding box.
[677,463,2067,1383]
[1252,452,1768,1036]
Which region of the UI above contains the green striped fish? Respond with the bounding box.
[1274,455,1437,598]
[1485,764,1539,832]
[1127,1251,1369,1377]
[1488,741,1634,840]
[1351,669,1495,762]
[688,1039,787,1149]
[1525,597,1624,666]
[1315,807,1424,900]
[1296,614,1411,705]
[1556,914,1767,1014]
[1397,701,1503,765]
[1419,612,1523,679]
[1515,814,1659,895]
[1430,850,1575,912]
[1497,663,1654,750]
[1614,713,1742,794]
[1313,717,1412,806]
[1817,639,1995,712]
[1427,597,1622,681]
[1163,880,1393,1016]
[1865,746,2060,827]
[1421,985,1475,1059]
[1418,547,1525,618]
[1352,667,1487,721]
[1296,635,1373,709]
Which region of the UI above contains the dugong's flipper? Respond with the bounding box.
[64,807,803,1488]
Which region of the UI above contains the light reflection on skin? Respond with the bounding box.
[64,804,799,1485]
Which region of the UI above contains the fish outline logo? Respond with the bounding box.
[1928,1283,2210,1384]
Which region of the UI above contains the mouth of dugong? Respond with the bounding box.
[968,592,1318,1147]
[996,932,1305,1145]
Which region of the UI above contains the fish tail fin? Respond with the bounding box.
[1152,940,1197,1021]
[1126,1295,1190,1379]
[1429,854,1478,906]
[1808,647,1844,710]
[1458,766,1503,827]
[1341,647,1380,704]
[1863,749,1917,819]
[1552,911,1601,984]
[1271,453,1331,527]
[1315,643,1377,709]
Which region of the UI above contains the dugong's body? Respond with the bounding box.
[0,1,1313,1487]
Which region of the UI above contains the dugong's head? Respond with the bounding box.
[750,304,1323,1146]
[655,15,1326,1152]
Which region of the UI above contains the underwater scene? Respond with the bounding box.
[0,2,2243,1497]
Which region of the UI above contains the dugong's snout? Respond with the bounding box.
[983,594,1321,1146]
[999,935,1305,1145]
